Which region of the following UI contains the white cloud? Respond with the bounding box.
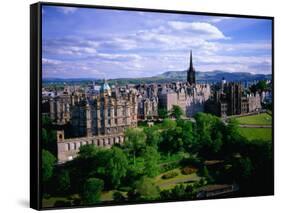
[208,17,232,23]
[42,58,62,65]
[58,7,78,14]
[168,21,229,40]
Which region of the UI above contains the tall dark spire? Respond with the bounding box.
[189,50,193,69]
[187,50,196,85]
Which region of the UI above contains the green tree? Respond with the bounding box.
[113,191,126,202]
[161,118,177,129]
[170,105,184,119]
[78,144,99,159]
[160,126,185,154]
[42,115,53,127]
[143,146,160,177]
[171,184,186,199]
[103,147,128,188]
[158,107,169,119]
[56,169,71,194]
[177,119,195,150]
[135,177,160,200]
[144,126,161,149]
[42,128,57,156]
[81,178,104,205]
[194,113,225,158]
[232,157,253,181]
[124,128,146,165]
[42,149,56,182]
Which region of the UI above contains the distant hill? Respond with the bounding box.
[108,70,271,85]
[156,70,272,83]
[43,70,271,85]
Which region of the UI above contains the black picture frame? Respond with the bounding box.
[30,2,274,210]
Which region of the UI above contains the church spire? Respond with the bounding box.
[190,50,193,69]
[187,50,196,85]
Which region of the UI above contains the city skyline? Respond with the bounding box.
[42,5,272,79]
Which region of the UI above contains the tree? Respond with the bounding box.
[161,118,177,129]
[135,177,160,200]
[42,128,57,156]
[194,113,225,158]
[170,105,184,119]
[158,107,169,119]
[171,184,186,199]
[113,191,126,202]
[42,149,56,182]
[144,126,161,149]
[81,178,104,205]
[143,146,160,177]
[103,147,128,188]
[42,115,53,127]
[160,126,185,154]
[124,128,146,165]
[78,144,99,159]
[56,169,71,194]
[177,119,195,151]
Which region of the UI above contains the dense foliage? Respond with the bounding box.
[43,112,273,206]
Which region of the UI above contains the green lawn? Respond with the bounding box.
[42,195,79,208]
[154,168,200,190]
[235,113,272,125]
[238,127,272,142]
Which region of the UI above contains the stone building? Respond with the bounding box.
[137,96,158,120]
[56,80,138,163]
[158,51,211,117]
[207,80,262,117]
[158,83,211,117]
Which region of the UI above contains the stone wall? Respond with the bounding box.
[57,130,124,163]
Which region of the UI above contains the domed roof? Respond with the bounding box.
[100,79,111,95]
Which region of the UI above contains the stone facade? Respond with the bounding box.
[158,83,211,117]
[53,80,138,163]
[57,130,124,163]
[208,81,262,117]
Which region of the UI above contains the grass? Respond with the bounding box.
[235,113,272,125]
[238,127,272,142]
[154,168,200,190]
[159,152,187,164]
[42,195,78,208]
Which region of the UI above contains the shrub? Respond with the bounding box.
[118,186,132,192]
[160,162,179,173]
[162,171,179,179]
[113,191,126,202]
[180,156,202,168]
[181,166,198,175]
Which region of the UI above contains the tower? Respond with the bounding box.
[100,79,111,96]
[187,50,196,85]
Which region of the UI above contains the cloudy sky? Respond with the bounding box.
[42,5,272,79]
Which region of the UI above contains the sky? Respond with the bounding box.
[42,5,272,79]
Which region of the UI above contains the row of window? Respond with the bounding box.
[64,136,124,151]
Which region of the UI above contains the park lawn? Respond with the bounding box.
[159,152,187,164]
[42,194,79,208]
[238,127,272,142]
[154,168,200,190]
[100,190,127,202]
[43,191,125,206]
[236,113,272,125]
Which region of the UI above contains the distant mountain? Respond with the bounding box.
[43,70,271,86]
[156,70,272,83]
[43,77,98,84]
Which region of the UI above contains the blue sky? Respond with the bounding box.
[42,5,272,79]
